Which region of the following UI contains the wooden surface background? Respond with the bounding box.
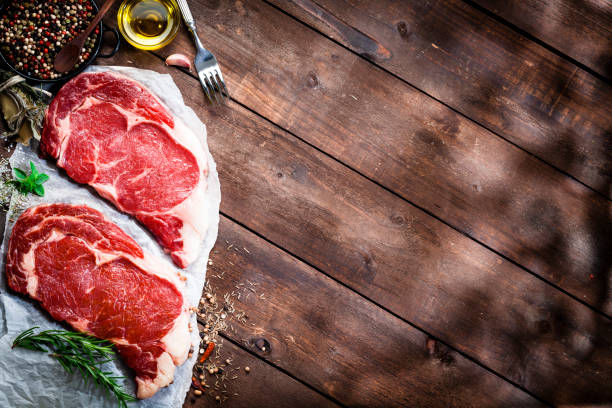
[1,0,611,406]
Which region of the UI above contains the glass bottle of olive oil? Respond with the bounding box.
[117,0,180,50]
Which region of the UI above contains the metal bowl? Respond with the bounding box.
[0,0,121,84]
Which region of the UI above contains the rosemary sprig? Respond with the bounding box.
[12,327,136,408]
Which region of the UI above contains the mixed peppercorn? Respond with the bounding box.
[0,0,99,80]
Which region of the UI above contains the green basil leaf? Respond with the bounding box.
[29,162,38,177]
[13,168,27,180]
[35,174,49,184]
[33,184,44,197]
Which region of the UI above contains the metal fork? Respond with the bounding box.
[176,0,229,104]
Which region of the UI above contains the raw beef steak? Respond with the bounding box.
[6,204,191,399]
[41,71,209,268]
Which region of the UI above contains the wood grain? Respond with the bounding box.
[99,48,612,405]
[471,0,612,79]
[155,0,612,314]
[204,217,543,407]
[182,336,337,408]
[264,0,612,197]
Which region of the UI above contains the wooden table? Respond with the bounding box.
[2,0,611,406]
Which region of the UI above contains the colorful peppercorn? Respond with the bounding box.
[0,0,99,80]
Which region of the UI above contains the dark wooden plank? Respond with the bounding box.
[472,0,612,79]
[155,0,611,314]
[182,337,337,407]
[262,0,612,197]
[203,217,543,407]
[99,49,612,405]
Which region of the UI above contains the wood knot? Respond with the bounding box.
[426,338,436,356]
[290,163,309,183]
[357,253,377,284]
[390,214,405,225]
[251,337,271,354]
[425,337,455,366]
[307,72,320,89]
[396,21,410,40]
[537,320,551,335]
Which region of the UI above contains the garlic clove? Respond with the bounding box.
[165,54,192,71]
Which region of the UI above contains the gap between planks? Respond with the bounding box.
[97,46,605,404]
[260,0,612,203]
[215,330,347,407]
[150,50,612,324]
[206,212,553,407]
[461,0,612,85]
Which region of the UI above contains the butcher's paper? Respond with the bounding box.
[0,66,221,408]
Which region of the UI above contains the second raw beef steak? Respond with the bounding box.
[6,204,191,398]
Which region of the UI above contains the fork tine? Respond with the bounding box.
[212,71,227,104]
[214,70,229,102]
[198,73,213,103]
[210,72,224,103]
[206,73,221,105]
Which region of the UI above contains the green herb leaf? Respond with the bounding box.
[35,174,49,184]
[11,162,49,196]
[13,327,136,407]
[13,168,26,180]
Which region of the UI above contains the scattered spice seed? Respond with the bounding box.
[191,279,268,404]
[194,390,202,396]
[191,376,205,392]
[244,366,250,373]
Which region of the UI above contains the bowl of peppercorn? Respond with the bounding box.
[0,0,120,83]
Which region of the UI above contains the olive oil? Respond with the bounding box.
[118,0,180,50]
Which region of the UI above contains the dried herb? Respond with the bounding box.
[0,70,51,144]
[12,327,136,408]
[11,161,49,196]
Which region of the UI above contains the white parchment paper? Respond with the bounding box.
[0,66,221,408]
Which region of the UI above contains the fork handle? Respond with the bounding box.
[176,0,204,49]
[176,0,196,31]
